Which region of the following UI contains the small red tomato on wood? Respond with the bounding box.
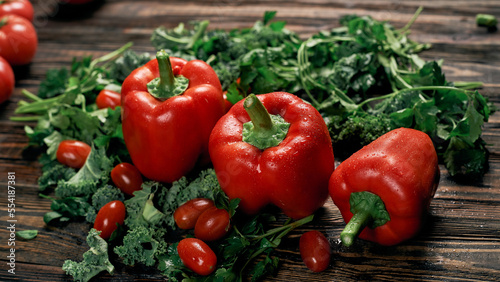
[96,89,121,109]
[174,198,215,230]
[0,0,34,22]
[194,206,230,241]
[300,230,331,272]
[0,15,37,65]
[177,238,217,276]
[0,56,14,104]
[93,200,126,240]
[111,163,143,196]
[56,140,91,169]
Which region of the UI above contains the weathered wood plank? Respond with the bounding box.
[0,0,499,281]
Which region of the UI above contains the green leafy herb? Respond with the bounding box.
[114,226,168,267]
[150,8,495,179]
[16,230,38,240]
[62,229,115,282]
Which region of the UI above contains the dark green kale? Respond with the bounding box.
[114,226,168,267]
[37,154,76,192]
[327,113,395,159]
[55,146,114,199]
[109,49,152,82]
[85,185,125,223]
[37,68,70,99]
[62,229,115,282]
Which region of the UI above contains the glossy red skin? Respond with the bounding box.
[93,200,126,240]
[174,198,215,230]
[111,163,143,196]
[0,0,34,21]
[56,140,91,169]
[209,92,335,219]
[222,92,233,113]
[0,56,14,104]
[177,238,217,276]
[194,206,230,241]
[300,231,331,272]
[329,128,440,246]
[96,89,121,110]
[0,15,37,65]
[121,57,224,183]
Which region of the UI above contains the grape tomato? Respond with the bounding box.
[194,206,230,241]
[299,230,331,272]
[177,238,217,276]
[174,198,214,230]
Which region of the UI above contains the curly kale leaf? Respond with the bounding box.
[62,229,114,282]
[37,154,76,192]
[109,49,152,83]
[114,226,168,267]
[327,113,395,159]
[85,185,125,224]
[55,146,114,198]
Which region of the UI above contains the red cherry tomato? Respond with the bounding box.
[96,89,121,110]
[194,206,230,241]
[0,0,34,22]
[0,56,14,104]
[174,198,215,230]
[93,200,126,240]
[299,230,331,272]
[56,140,91,169]
[0,15,37,65]
[111,163,143,196]
[177,238,217,276]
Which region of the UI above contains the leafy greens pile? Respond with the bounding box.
[152,9,495,179]
[12,8,496,282]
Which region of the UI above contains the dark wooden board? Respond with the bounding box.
[1,0,499,281]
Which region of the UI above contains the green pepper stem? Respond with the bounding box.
[340,191,390,247]
[156,50,176,94]
[243,94,273,132]
[340,209,371,247]
[147,50,189,99]
[242,94,290,150]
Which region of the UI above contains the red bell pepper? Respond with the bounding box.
[209,92,335,219]
[121,50,224,183]
[329,128,440,246]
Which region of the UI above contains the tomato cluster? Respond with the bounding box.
[0,0,38,105]
[55,140,145,240]
[173,198,232,275]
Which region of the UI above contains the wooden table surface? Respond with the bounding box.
[1,0,499,281]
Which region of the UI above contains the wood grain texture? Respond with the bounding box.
[1,0,499,281]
